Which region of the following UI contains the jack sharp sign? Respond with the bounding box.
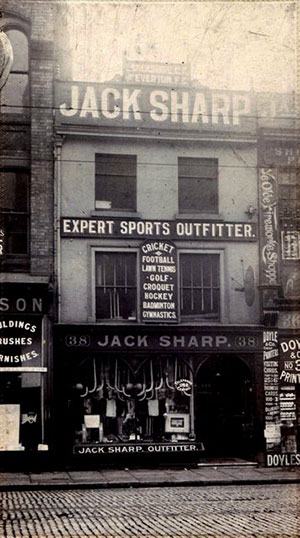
[55,81,256,133]
[123,60,191,87]
[74,442,203,455]
[140,239,178,322]
[259,168,280,286]
[61,217,257,241]
[0,316,42,367]
[279,338,300,384]
[263,331,280,431]
[56,325,262,352]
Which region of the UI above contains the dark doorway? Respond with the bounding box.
[196,356,254,458]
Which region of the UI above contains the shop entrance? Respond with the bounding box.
[196,356,254,458]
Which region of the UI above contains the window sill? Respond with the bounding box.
[91,210,141,218]
[175,213,224,221]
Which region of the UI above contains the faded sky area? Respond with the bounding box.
[68,1,296,93]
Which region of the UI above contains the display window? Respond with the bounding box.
[67,356,194,445]
[0,372,45,451]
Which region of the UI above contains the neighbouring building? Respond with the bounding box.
[0,0,71,464]
[257,96,300,467]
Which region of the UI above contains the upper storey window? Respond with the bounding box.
[0,29,29,114]
[178,157,218,213]
[95,154,137,211]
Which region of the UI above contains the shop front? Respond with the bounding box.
[0,284,51,464]
[54,325,263,464]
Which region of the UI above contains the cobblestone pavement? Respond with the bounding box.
[0,484,298,538]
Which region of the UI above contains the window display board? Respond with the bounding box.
[0,404,24,451]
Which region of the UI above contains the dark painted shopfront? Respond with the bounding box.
[54,325,264,462]
[0,284,52,457]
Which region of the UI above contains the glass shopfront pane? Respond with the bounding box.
[0,373,43,451]
[69,357,194,445]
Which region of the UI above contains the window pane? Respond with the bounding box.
[3,214,28,254]
[6,30,29,71]
[95,154,136,210]
[180,254,220,319]
[0,74,29,114]
[96,253,137,320]
[178,157,218,213]
[95,175,136,210]
[0,171,29,211]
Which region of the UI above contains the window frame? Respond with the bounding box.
[0,167,30,270]
[95,153,137,212]
[92,247,139,322]
[179,249,224,322]
[178,156,218,214]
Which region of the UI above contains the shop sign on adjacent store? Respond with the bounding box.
[61,217,256,241]
[140,239,178,322]
[263,331,281,450]
[0,284,48,314]
[0,316,42,367]
[279,338,300,384]
[0,228,5,256]
[259,168,280,287]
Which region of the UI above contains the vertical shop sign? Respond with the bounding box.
[263,331,281,452]
[279,338,300,384]
[140,240,178,322]
[259,168,280,286]
[0,228,4,256]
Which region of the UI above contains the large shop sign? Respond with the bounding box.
[140,239,178,322]
[61,217,257,241]
[55,325,262,352]
[0,316,42,368]
[55,81,256,133]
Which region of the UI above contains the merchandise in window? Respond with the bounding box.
[178,157,218,213]
[180,253,220,319]
[69,356,194,445]
[95,154,136,210]
[95,252,137,320]
[0,373,43,452]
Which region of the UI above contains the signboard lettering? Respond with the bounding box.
[259,168,280,286]
[61,217,256,241]
[0,317,41,366]
[140,240,178,322]
[57,326,262,352]
[74,442,200,455]
[263,331,281,451]
[56,81,255,132]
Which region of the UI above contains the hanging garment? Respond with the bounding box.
[148,399,159,417]
[106,398,117,418]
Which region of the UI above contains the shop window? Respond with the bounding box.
[178,157,218,213]
[0,169,29,270]
[180,253,220,319]
[95,252,137,320]
[0,29,29,114]
[0,372,43,451]
[95,154,136,211]
[69,356,194,445]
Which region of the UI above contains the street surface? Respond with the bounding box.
[0,484,298,538]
